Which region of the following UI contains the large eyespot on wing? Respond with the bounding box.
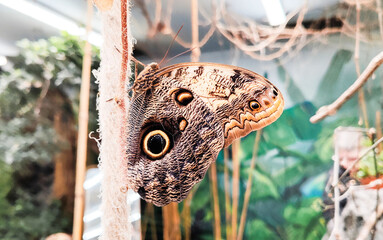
[142,128,172,160]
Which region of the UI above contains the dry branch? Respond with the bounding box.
[209,163,222,240]
[133,0,383,62]
[223,148,232,240]
[237,130,262,240]
[331,135,383,193]
[72,0,93,238]
[231,140,240,240]
[310,51,383,123]
[191,0,201,62]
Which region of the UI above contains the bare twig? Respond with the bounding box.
[310,51,383,123]
[372,132,380,239]
[191,0,201,62]
[231,140,240,240]
[134,0,153,29]
[354,0,370,128]
[223,148,232,240]
[376,111,382,153]
[120,0,129,99]
[338,179,382,201]
[162,203,181,240]
[73,0,93,239]
[181,185,198,240]
[134,0,382,62]
[237,130,262,240]
[330,135,383,193]
[377,0,383,40]
[209,163,222,240]
[331,142,341,240]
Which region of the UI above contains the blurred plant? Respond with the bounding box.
[355,140,383,180]
[0,33,99,239]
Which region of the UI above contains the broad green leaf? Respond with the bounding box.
[282,102,321,140]
[277,64,306,103]
[314,49,353,106]
[246,219,279,240]
[250,169,280,200]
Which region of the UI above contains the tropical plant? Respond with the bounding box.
[0,33,99,239]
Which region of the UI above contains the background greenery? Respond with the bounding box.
[0,33,99,239]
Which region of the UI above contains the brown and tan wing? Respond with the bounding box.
[126,62,284,206]
[153,62,284,147]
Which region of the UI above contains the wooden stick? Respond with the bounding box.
[377,0,383,40]
[209,163,222,240]
[223,148,232,240]
[163,205,170,240]
[231,139,240,240]
[149,204,158,240]
[72,1,93,239]
[163,203,181,240]
[376,111,382,153]
[237,130,262,240]
[171,203,181,240]
[120,0,129,98]
[181,191,193,240]
[332,137,341,240]
[191,0,201,62]
[310,51,383,123]
[354,0,370,128]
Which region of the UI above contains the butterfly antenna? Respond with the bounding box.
[158,25,184,67]
[162,47,197,66]
[131,56,146,67]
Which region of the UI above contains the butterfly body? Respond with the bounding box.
[126,62,284,206]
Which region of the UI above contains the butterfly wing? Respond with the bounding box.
[126,62,284,206]
[126,69,224,206]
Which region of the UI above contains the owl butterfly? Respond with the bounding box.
[126,62,284,206]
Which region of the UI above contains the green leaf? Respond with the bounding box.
[314,49,353,106]
[283,198,322,226]
[250,169,280,200]
[260,102,322,155]
[283,198,326,240]
[246,219,279,240]
[277,64,306,103]
[272,158,305,188]
[282,102,321,140]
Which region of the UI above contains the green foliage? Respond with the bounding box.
[0,33,99,239]
[0,199,70,240]
[356,143,383,179]
[314,50,353,106]
[277,64,306,103]
[283,198,326,240]
[250,169,280,200]
[246,219,279,240]
[0,161,12,216]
